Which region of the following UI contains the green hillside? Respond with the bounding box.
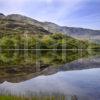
[0,18,99,50]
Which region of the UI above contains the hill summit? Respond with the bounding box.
[0,13,100,40]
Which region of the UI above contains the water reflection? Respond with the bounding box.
[0,68,100,100]
[0,50,100,100]
[0,50,89,82]
[0,50,88,67]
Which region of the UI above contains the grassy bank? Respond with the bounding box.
[0,95,77,100]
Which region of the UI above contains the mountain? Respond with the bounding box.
[0,13,100,41]
[1,13,99,40]
[0,13,51,35]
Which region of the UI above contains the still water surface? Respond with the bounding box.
[0,50,100,100]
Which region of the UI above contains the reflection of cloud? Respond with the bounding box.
[0,71,85,96]
[0,68,100,98]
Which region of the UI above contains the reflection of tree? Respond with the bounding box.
[0,50,88,67]
[0,50,89,81]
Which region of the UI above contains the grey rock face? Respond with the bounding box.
[0,13,5,19]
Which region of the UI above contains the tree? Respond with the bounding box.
[0,37,15,49]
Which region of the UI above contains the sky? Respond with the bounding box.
[0,0,100,30]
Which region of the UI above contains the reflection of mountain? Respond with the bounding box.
[0,51,99,83]
[61,56,100,71]
[0,50,87,83]
[1,68,100,100]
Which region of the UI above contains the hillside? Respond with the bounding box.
[0,14,51,35]
[0,13,99,40]
[0,13,99,50]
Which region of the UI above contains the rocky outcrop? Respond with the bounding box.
[0,13,5,19]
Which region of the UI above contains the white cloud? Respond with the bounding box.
[38,0,53,3]
[1,0,98,29]
[0,0,84,15]
[0,0,84,6]
[0,0,28,4]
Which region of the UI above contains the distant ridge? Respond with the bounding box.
[0,13,100,40]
